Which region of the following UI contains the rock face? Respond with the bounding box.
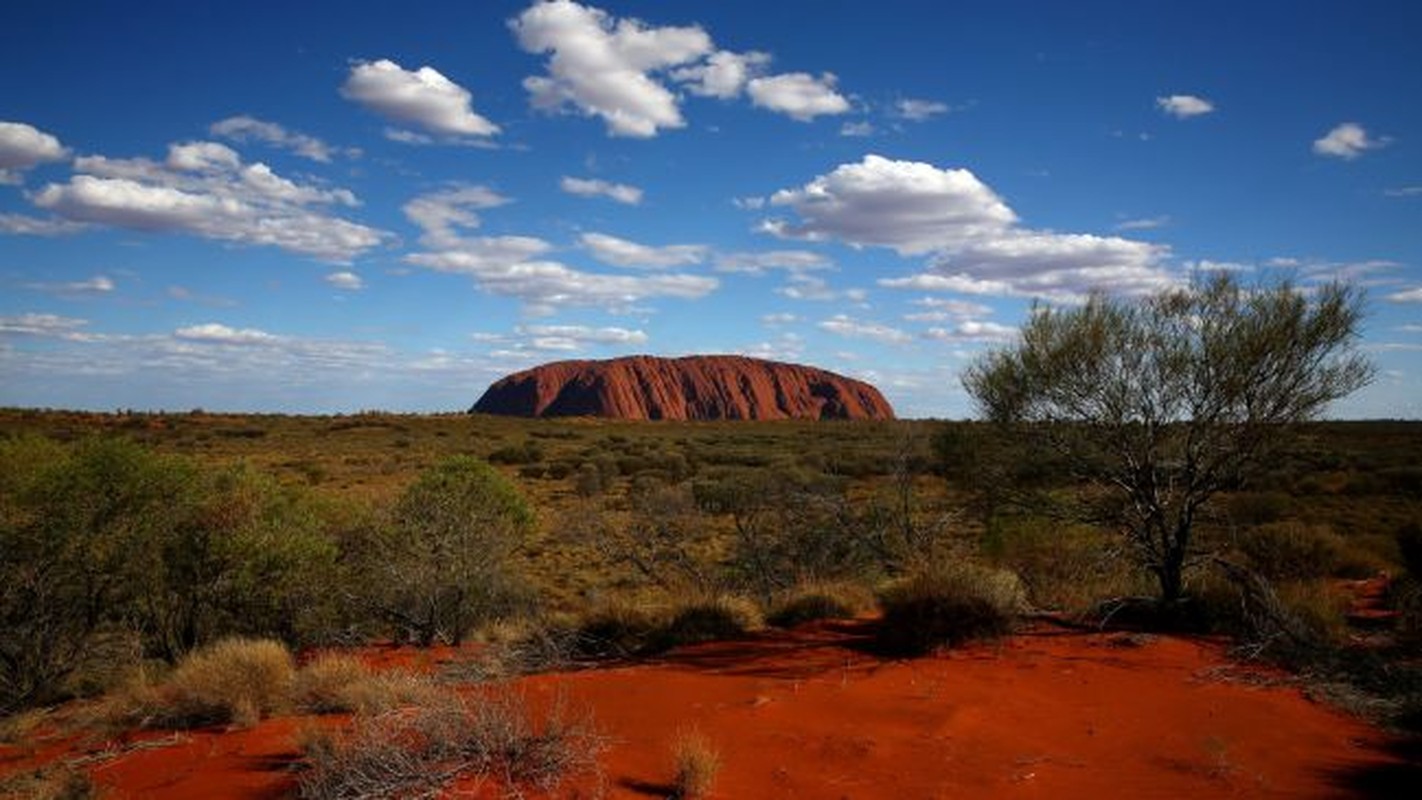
[471,355,895,421]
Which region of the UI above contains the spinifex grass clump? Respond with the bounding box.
[876,564,1025,655]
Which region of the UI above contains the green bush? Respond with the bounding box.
[876,564,1024,655]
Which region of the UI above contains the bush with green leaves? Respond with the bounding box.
[355,456,536,646]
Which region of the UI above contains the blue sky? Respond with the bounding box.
[2,0,1420,418]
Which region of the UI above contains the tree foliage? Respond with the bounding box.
[962,274,1373,605]
[363,456,535,646]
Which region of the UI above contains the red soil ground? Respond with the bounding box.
[4,622,1415,799]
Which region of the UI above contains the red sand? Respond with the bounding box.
[5,623,1412,799]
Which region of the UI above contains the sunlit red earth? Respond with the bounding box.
[4,619,1413,799]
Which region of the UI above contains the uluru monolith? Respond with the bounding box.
[471,355,894,420]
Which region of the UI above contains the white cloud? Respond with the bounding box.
[840,121,875,137]
[560,176,643,205]
[0,312,90,338]
[32,143,384,262]
[24,274,115,295]
[767,154,1017,254]
[210,115,349,162]
[401,184,511,248]
[746,72,850,121]
[341,59,499,139]
[0,120,68,184]
[174,323,279,345]
[672,50,770,98]
[818,314,911,344]
[777,273,841,302]
[714,249,830,274]
[325,271,364,290]
[1387,287,1422,303]
[893,99,950,121]
[511,0,712,137]
[1313,122,1387,159]
[516,323,648,350]
[761,312,799,325]
[1115,215,1170,231]
[0,213,87,236]
[579,232,707,269]
[768,155,1173,300]
[903,296,993,322]
[1385,186,1422,198]
[403,187,717,313]
[1156,94,1215,119]
[921,320,1017,343]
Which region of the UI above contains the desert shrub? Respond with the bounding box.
[298,687,604,799]
[0,765,97,800]
[651,595,762,652]
[564,600,665,659]
[670,730,721,799]
[0,436,193,711]
[1238,522,1355,581]
[294,653,437,715]
[766,582,874,628]
[354,457,536,646]
[982,516,1143,613]
[147,637,295,727]
[876,564,1024,655]
[1226,492,1291,526]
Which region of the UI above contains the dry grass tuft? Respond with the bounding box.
[876,564,1025,655]
[103,638,294,729]
[298,685,605,799]
[294,652,438,715]
[766,582,874,628]
[670,729,721,799]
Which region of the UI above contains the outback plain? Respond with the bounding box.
[2,408,1420,798]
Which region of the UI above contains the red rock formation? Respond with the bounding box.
[471,355,895,420]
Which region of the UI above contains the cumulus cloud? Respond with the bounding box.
[30,142,383,262]
[516,323,647,350]
[325,271,364,290]
[0,121,68,184]
[893,99,950,121]
[0,213,87,236]
[746,72,850,121]
[921,320,1017,343]
[341,59,499,139]
[402,184,511,248]
[23,274,115,295]
[209,115,350,162]
[403,186,717,313]
[818,314,911,344]
[767,154,1017,254]
[511,0,712,137]
[560,176,643,205]
[0,312,90,338]
[1156,94,1215,118]
[767,154,1173,300]
[174,322,279,345]
[580,232,707,269]
[672,50,770,98]
[1313,122,1388,159]
[714,249,830,274]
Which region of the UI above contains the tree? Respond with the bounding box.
[962,274,1373,608]
[367,456,534,646]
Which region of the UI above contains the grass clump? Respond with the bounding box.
[876,564,1024,655]
[670,729,721,799]
[298,687,604,799]
[111,637,294,729]
[650,595,762,653]
[765,582,873,628]
[294,653,437,715]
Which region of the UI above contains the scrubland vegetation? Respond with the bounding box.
[1,278,1419,795]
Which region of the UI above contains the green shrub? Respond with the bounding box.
[876,564,1024,655]
[1238,522,1350,581]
